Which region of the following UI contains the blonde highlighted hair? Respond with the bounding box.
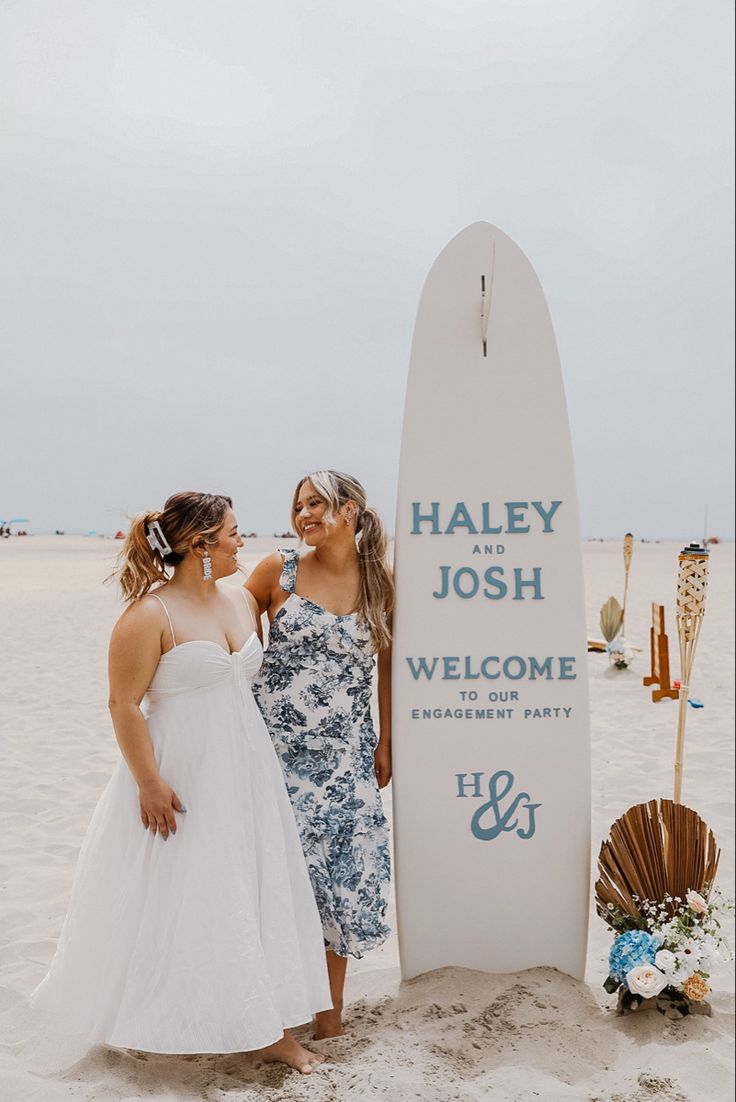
[292,470,394,651]
[111,492,233,602]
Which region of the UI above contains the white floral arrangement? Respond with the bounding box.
[603,888,733,1014]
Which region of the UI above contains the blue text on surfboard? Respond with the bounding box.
[406,655,577,680]
[455,770,541,841]
[411,500,562,534]
[432,564,543,600]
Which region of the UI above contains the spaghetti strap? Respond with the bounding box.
[150,593,176,648]
[238,587,259,636]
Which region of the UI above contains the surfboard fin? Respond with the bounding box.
[480,240,496,357]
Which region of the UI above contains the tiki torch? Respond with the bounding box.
[674,543,709,803]
[621,532,634,634]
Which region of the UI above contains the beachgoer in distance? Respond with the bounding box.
[32,492,331,1072]
[247,470,394,1039]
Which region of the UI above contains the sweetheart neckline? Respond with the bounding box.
[160,631,260,660]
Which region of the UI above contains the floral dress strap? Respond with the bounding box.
[278,548,299,593]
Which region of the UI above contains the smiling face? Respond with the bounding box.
[293,479,355,547]
[293,480,330,545]
[198,507,243,578]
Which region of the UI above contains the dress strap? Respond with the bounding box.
[238,587,259,635]
[278,548,299,594]
[150,593,176,648]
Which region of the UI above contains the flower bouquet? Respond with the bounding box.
[606,637,631,670]
[596,799,730,1017]
[603,889,733,1015]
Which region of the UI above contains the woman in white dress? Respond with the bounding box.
[32,492,332,1073]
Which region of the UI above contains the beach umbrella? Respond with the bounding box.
[674,544,709,803]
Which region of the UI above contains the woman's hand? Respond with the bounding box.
[374,742,392,788]
[139,777,186,838]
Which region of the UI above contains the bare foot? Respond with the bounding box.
[260,1031,325,1074]
[313,1006,343,1039]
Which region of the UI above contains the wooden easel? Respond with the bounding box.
[643,603,678,701]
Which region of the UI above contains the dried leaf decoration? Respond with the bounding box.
[600,596,624,642]
[596,799,720,925]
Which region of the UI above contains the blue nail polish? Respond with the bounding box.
[180,806,188,812]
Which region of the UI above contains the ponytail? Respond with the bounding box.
[115,512,171,602]
[356,506,394,652]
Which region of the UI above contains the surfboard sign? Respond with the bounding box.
[392,222,590,980]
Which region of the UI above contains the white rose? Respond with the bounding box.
[655,950,678,976]
[686,890,708,914]
[626,964,669,998]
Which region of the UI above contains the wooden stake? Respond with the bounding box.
[643,603,678,701]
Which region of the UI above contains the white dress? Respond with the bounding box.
[31,596,332,1053]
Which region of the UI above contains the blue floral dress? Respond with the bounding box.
[251,549,391,959]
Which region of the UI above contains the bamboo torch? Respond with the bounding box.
[674,543,709,803]
[621,532,634,634]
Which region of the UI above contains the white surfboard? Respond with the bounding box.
[392,222,590,980]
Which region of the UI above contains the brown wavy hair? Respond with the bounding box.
[291,470,394,651]
[111,492,233,602]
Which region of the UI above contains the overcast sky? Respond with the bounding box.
[1,0,733,539]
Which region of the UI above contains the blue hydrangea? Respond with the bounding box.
[608,929,659,982]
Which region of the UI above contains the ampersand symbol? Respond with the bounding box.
[470,770,540,841]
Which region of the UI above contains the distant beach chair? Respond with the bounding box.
[642,603,678,701]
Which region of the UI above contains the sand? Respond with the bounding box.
[0,536,733,1102]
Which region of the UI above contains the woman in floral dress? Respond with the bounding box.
[247,470,394,1039]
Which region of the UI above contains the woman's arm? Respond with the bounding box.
[108,600,185,838]
[243,552,283,617]
[374,638,392,788]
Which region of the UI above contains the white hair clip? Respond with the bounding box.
[145,520,172,557]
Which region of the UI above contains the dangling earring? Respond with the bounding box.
[202,549,213,581]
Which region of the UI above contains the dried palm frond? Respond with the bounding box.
[596,799,720,926]
[600,596,623,642]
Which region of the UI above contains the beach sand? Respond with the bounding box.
[1,537,733,1101]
